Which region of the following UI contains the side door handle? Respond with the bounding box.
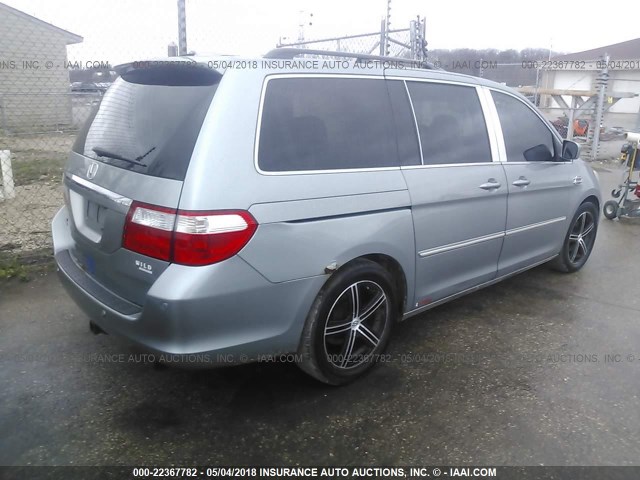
[512,177,531,187]
[479,178,502,190]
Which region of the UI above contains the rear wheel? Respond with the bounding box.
[297,259,397,385]
[552,202,598,273]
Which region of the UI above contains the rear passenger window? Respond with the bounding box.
[258,77,399,172]
[491,91,556,162]
[406,82,493,165]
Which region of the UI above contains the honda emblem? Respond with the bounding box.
[87,162,99,180]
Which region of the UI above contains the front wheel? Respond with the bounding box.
[552,202,598,273]
[297,259,397,385]
[603,200,619,220]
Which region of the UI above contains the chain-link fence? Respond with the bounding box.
[0,16,92,262]
[0,1,175,262]
[276,27,415,59]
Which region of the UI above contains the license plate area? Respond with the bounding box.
[68,189,102,243]
[85,199,107,232]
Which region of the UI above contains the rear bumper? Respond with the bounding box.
[52,206,325,365]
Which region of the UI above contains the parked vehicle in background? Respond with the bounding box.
[52,52,601,385]
[70,82,109,93]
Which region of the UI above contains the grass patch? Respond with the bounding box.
[10,157,66,186]
[0,249,55,282]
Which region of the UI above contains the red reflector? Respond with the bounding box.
[122,203,257,266]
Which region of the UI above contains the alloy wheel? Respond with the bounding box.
[568,211,596,265]
[323,280,389,369]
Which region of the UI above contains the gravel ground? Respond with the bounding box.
[0,183,62,253]
[0,133,70,257]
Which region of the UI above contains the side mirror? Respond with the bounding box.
[561,140,580,160]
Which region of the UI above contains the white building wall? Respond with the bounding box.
[609,70,640,114]
[547,69,640,114]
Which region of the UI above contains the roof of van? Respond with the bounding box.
[115,53,517,95]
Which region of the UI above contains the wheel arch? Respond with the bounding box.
[331,253,409,318]
[581,194,600,210]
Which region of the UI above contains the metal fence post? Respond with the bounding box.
[590,54,609,161]
[566,97,575,141]
[177,0,187,56]
[0,93,7,135]
[1,150,15,200]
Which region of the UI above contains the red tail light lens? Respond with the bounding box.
[123,202,176,261]
[173,210,257,266]
[122,202,257,266]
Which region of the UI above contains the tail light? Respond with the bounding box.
[123,202,175,261]
[123,201,257,266]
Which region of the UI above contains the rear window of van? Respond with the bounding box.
[73,64,220,181]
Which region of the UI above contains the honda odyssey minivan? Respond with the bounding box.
[52,50,601,384]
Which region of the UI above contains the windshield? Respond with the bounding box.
[73,64,220,180]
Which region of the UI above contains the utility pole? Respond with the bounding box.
[297,10,313,45]
[177,0,187,56]
[410,17,427,62]
[590,54,609,161]
[384,0,392,55]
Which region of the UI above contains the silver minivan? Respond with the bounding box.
[52,51,601,384]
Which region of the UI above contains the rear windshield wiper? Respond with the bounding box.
[92,147,151,167]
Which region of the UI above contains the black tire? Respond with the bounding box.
[551,202,598,273]
[297,259,397,385]
[603,200,619,220]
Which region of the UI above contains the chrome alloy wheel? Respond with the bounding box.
[568,210,596,265]
[323,280,389,369]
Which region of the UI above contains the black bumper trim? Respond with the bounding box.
[55,250,142,316]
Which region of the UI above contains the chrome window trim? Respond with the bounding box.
[478,86,507,163]
[501,161,565,166]
[385,75,480,88]
[402,80,424,165]
[65,173,132,207]
[485,86,572,164]
[253,73,401,176]
[401,162,496,170]
[475,85,502,164]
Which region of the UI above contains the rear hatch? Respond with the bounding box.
[63,61,221,306]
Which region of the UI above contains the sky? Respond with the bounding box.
[3,0,639,66]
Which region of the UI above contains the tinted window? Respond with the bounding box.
[407,82,492,165]
[258,78,399,171]
[73,65,220,180]
[491,91,555,162]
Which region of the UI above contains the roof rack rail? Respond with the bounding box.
[264,48,438,70]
